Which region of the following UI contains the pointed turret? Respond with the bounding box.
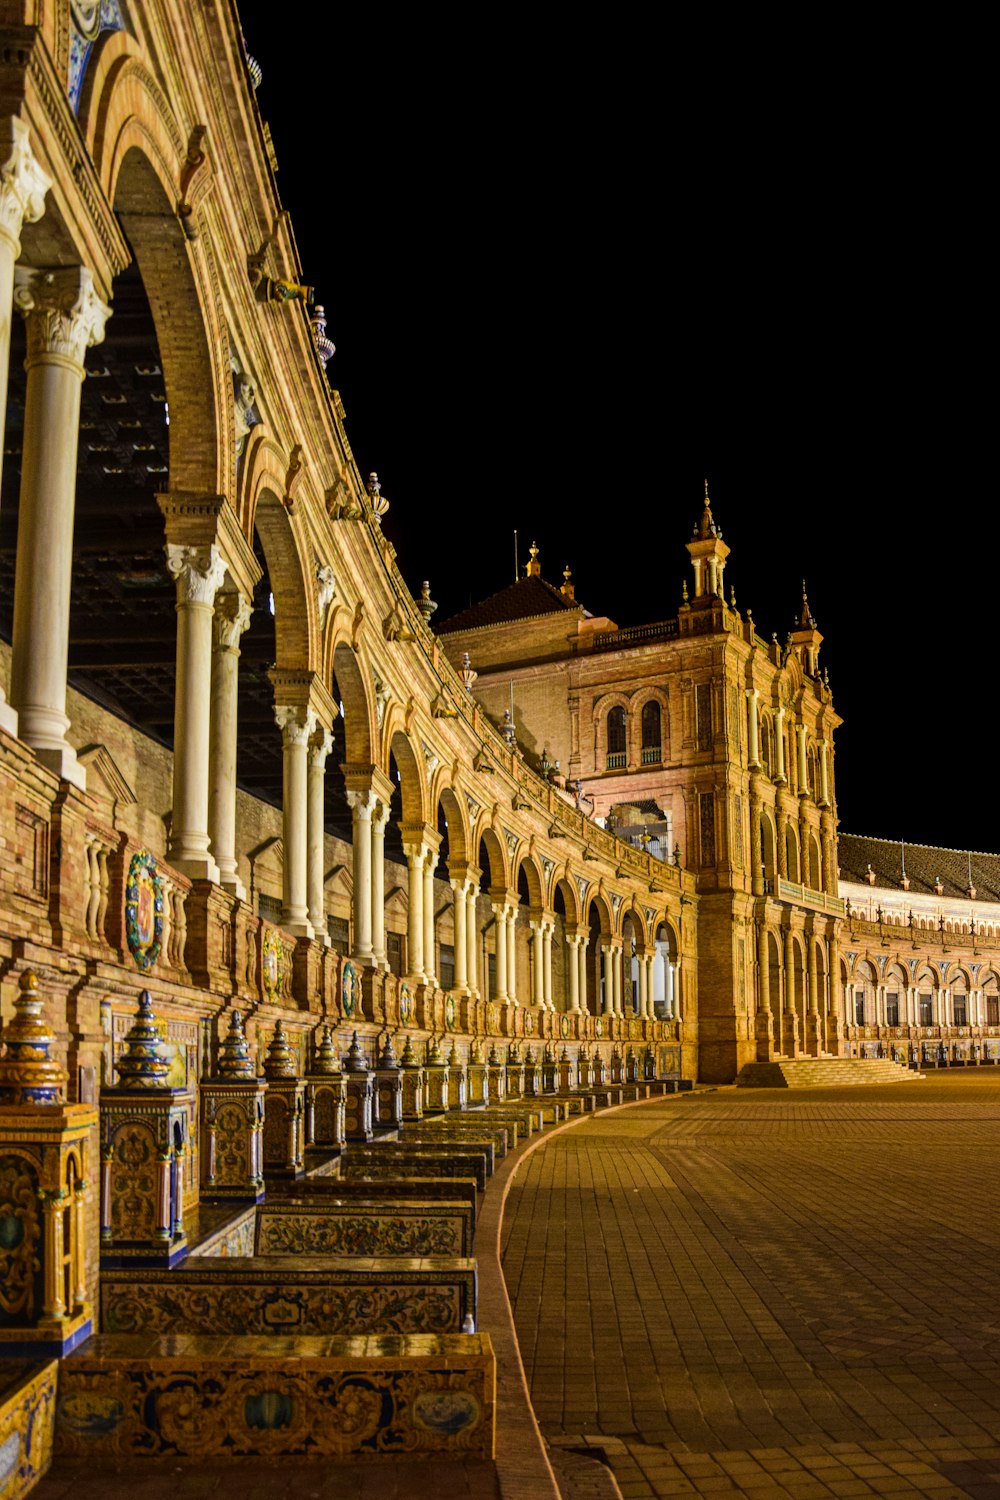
[685,480,730,603]
[788,579,823,676]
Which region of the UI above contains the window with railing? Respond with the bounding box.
[953,994,968,1027]
[988,996,999,1026]
[919,992,933,1026]
[606,706,626,768]
[641,701,662,764]
[328,914,350,953]
[258,893,282,925]
[886,993,900,1026]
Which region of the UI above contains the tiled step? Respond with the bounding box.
[737,1058,924,1088]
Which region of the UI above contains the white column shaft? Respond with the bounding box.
[453,880,468,990]
[278,707,314,936]
[406,848,426,979]
[423,856,437,985]
[568,936,581,1011]
[349,790,375,961]
[506,905,518,1003]
[208,595,251,895]
[466,885,479,992]
[306,729,332,940]
[371,808,388,967]
[493,904,508,1001]
[542,922,554,1009]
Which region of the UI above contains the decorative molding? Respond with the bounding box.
[0,116,51,247]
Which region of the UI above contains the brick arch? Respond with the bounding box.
[88,51,229,495]
[476,825,510,893]
[631,687,670,763]
[654,916,680,958]
[585,889,614,940]
[250,484,313,673]
[388,728,426,828]
[553,874,581,928]
[436,785,471,870]
[592,690,632,771]
[512,850,545,911]
[332,641,374,766]
[623,901,653,948]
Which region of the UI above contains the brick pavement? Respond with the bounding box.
[501,1073,1000,1498]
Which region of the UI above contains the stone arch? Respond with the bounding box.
[512,850,546,911]
[477,824,510,894]
[332,641,375,766]
[592,690,632,771]
[585,888,614,941]
[632,686,670,763]
[760,808,777,890]
[437,784,471,870]
[245,470,314,673]
[553,873,581,929]
[807,830,822,890]
[87,55,230,494]
[785,821,800,883]
[388,728,426,828]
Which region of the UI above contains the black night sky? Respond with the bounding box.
[239,11,991,856]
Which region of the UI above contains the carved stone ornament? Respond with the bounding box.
[176,124,211,239]
[213,591,252,651]
[282,443,304,511]
[0,117,52,246]
[274,704,317,747]
[326,475,362,519]
[316,563,336,626]
[13,265,111,365]
[383,601,415,642]
[307,725,333,768]
[165,542,227,607]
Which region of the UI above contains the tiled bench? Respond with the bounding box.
[402,1123,510,1159]
[0,1358,57,1499]
[55,1332,495,1463]
[269,1175,480,1232]
[100,1255,476,1335]
[255,1197,473,1257]
[340,1146,491,1192]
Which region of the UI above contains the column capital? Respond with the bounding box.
[345,786,377,819]
[274,703,316,747]
[13,265,110,366]
[308,725,334,769]
[166,542,226,607]
[213,590,252,650]
[0,117,51,249]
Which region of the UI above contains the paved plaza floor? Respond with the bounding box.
[501,1072,1000,1498]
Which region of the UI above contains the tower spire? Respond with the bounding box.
[685,481,729,601]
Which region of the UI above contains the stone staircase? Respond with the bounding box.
[737,1057,923,1088]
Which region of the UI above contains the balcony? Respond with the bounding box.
[777,878,844,916]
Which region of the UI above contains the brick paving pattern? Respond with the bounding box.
[502,1074,1000,1498]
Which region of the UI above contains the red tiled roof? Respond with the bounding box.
[436,575,583,634]
[838,832,1000,903]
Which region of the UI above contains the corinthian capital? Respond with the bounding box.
[274,704,316,748]
[165,543,227,606]
[0,118,51,248]
[308,725,334,769]
[213,591,253,650]
[13,265,111,366]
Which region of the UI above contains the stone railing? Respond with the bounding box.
[778,879,844,916]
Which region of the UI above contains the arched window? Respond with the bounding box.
[641,701,661,764]
[606,707,626,768]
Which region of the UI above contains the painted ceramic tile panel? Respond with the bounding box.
[0,1359,58,1500]
[255,1208,466,1258]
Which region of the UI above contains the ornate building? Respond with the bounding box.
[0,0,998,1485]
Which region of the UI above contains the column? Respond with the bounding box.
[578,937,589,1014]
[601,944,614,1015]
[784,927,796,1049]
[346,786,375,962]
[208,592,252,895]
[0,119,50,737]
[452,878,469,991]
[529,920,544,1006]
[465,880,479,993]
[404,844,426,980]
[10,266,111,786]
[371,801,389,968]
[276,705,315,936]
[612,944,624,1015]
[774,706,787,783]
[637,950,648,1017]
[567,934,581,1011]
[423,844,439,986]
[542,921,554,1009]
[672,961,682,1021]
[746,687,760,768]
[306,724,333,941]
[491,902,508,1001]
[777,808,788,878]
[796,723,808,793]
[818,739,831,806]
[758,922,771,1023]
[665,958,676,1018]
[506,903,518,1003]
